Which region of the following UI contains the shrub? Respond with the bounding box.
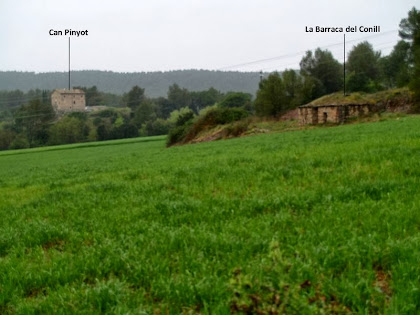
[0,129,16,150]
[166,110,196,146]
[219,92,252,109]
[48,117,87,145]
[184,107,248,141]
[166,122,192,146]
[176,110,195,127]
[168,107,194,124]
[166,107,248,146]
[223,119,250,138]
[141,119,170,136]
[196,107,248,126]
[9,134,29,150]
[93,109,118,121]
[67,112,88,121]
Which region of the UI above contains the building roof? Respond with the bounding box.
[298,92,379,108]
[52,89,85,95]
[299,103,370,108]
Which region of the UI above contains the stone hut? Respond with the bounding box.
[298,103,372,125]
[51,89,86,114]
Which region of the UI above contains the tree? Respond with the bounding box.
[96,124,109,141]
[166,108,195,146]
[190,87,223,113]
[109,121,139,139]
[168,107,194,125]
[0,90,25,110]
[175,109,195,127]
[399,7,420,47]
[219,92,252,109]
[0,129,16,150]
[155,97,172,119]
[167,84,191,111]
[380,40,411,88]
[140,119,170,136]
[48,116,86,145]
[300,48,342,99]
[126,86,145,111]
[282,69,303,107]
[74,86,103,106]
[132,99,157,127]
[399,7,420,108]
[346,71,371,93]
[300,76,324,104]
[41,90,49,105]
[9,134,29,150]
[346,41,381,92]
[254,72,287,117]
[14,99,55,146]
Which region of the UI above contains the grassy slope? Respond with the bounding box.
[307,88,412,106]
[0,116,419,313]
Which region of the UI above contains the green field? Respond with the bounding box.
[0,116,419,313]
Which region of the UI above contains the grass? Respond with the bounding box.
[0,135,166,157]
[307,88,412,106]
[0,115,419,313]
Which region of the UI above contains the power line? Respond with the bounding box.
[0,98,42,104]
[0,111,57,123]
[218,30,398,70]
[255,41,398,72]
[259,41,398,72]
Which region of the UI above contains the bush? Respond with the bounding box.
[68,112,88,121]
[176,110,195,127]
[0,129,16,150]
[141,119,170,136]
[48,117,87,145]
[219,92,252,109]
[197,107,248,126]
[9,134,29,150]
[93,109,118,122]
[184,107,248,141]
[167,123,192,146]
[168,107,194,124]
[109,123,139,140]
[223,119,250,138]
[166,107,249,146]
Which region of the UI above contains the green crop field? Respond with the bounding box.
[0,116,419,314]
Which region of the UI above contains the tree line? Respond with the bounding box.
[0,83,254,150]
[0,70,261,97]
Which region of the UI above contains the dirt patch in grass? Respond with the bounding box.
[374,269,392,298]
[25,287,47,299]
[42,239,65,252]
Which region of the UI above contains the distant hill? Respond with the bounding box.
[0,70,263,97]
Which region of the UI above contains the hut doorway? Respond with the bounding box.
[323,112,328,123]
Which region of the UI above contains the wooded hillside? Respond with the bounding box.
[0,70,261,97]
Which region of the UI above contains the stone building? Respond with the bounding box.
[51,89,86,114]
[298,103,372,125]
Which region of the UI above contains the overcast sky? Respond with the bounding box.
[0,0,417,73]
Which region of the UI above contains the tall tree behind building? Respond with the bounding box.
[254,72,287,117]
[346,42,382,92]
[399,7,420,109]
[300,48,343,100]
